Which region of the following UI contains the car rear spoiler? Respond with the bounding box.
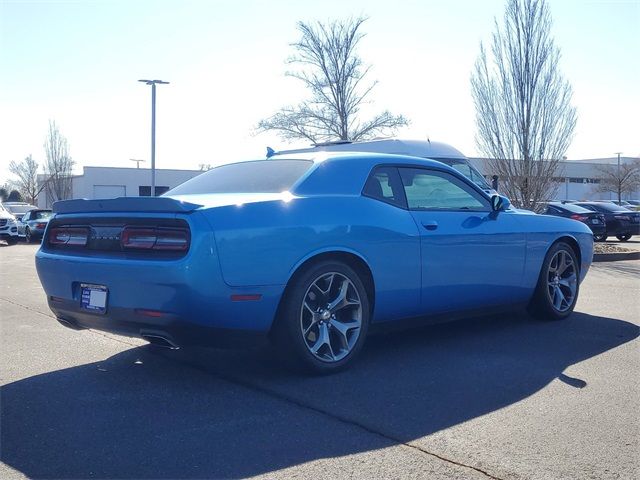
[52,197,203,214]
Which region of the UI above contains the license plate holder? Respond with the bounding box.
[80,284,108,314]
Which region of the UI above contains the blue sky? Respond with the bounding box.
[1,0,638,182]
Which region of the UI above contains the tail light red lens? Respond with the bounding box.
[35,222,47,229]
[121,227,189,251]
[49,227,89,246]
[570,214,588,222]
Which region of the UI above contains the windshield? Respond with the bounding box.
[167,160,314,195]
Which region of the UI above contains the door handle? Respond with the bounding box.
[422,221,438,231]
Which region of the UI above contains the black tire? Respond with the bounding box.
[616,234,632,242]
[272,260,370,374]
[593,234,607,242]
[6,237,18,246]
[25,227,32,243]
[528,241,580,321]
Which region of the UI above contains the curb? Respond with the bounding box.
[593,251,640,262]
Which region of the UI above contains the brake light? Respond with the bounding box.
[49,227,89,246]
[121,226,189,251]
[570,214,588,222]
[35,222,47,229]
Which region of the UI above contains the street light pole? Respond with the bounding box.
[614,152,622,202]
[138,79,169,196]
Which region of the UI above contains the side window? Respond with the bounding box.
[398,168,489,211]
[362,167,406,208]
[22,212,30,222]
[546,206,559,215]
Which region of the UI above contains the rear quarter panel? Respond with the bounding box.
[199,196,423,323]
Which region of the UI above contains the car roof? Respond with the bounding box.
[271,139,467,160]
[273,151,457,170]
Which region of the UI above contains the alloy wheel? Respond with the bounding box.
[300,272,362,363]
[546,250,577,313]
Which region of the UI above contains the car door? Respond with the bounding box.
[397,167,527,314]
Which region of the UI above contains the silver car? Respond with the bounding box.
[17,209,53,243]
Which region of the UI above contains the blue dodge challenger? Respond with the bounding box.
[36,153,593,373]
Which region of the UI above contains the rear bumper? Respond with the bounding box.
[49,298,268,348]
[606,223,640,236]
[587,224,606,235]
[35,217,285,345]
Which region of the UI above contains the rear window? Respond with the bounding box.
[579,203,628,213]
[166,160,314,195]
[551,203,592,214]
[32,211,53,220]
[5,204,36,214]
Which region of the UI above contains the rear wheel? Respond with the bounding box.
[593,234,607,242]
[272,261,370,374]
[616,234,632,242]
[528,242,579,320]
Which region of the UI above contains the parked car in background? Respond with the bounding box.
[17,209,53,243]
[0,203,19,245]
[544,202,607,241]
[610,200,640,211]
[625,200,640,211]
[575,202,640,241]
[3,202,38,221]
[36,153,593,373]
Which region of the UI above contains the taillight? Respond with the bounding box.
[35,222,47,229]
[570,214,588,222]
[121,226,189,251]
[49,227,89,246]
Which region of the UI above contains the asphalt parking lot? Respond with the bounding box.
[1,242,638,480]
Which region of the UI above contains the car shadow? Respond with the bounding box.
[1,311,638,479]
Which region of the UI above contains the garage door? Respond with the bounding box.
[93,185,126,199]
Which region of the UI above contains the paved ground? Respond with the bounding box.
[0,242,638,479]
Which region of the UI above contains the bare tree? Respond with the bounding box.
[43,120,75,203]
[471,0,577,211]
[9,155,41,205]
[592,160,640,202]
[258,17,408,143]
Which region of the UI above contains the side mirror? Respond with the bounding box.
[491,195,511,212]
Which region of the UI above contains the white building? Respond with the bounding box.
[37,166,203,209]
[469,156,640,201]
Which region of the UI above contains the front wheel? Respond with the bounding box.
[272,261,370,374]
[616,234,632,242]
[528,242,580,320]
[25,227,32,243]
[593,234,607,242]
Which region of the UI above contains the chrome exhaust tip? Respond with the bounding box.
[141,333,180,350]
